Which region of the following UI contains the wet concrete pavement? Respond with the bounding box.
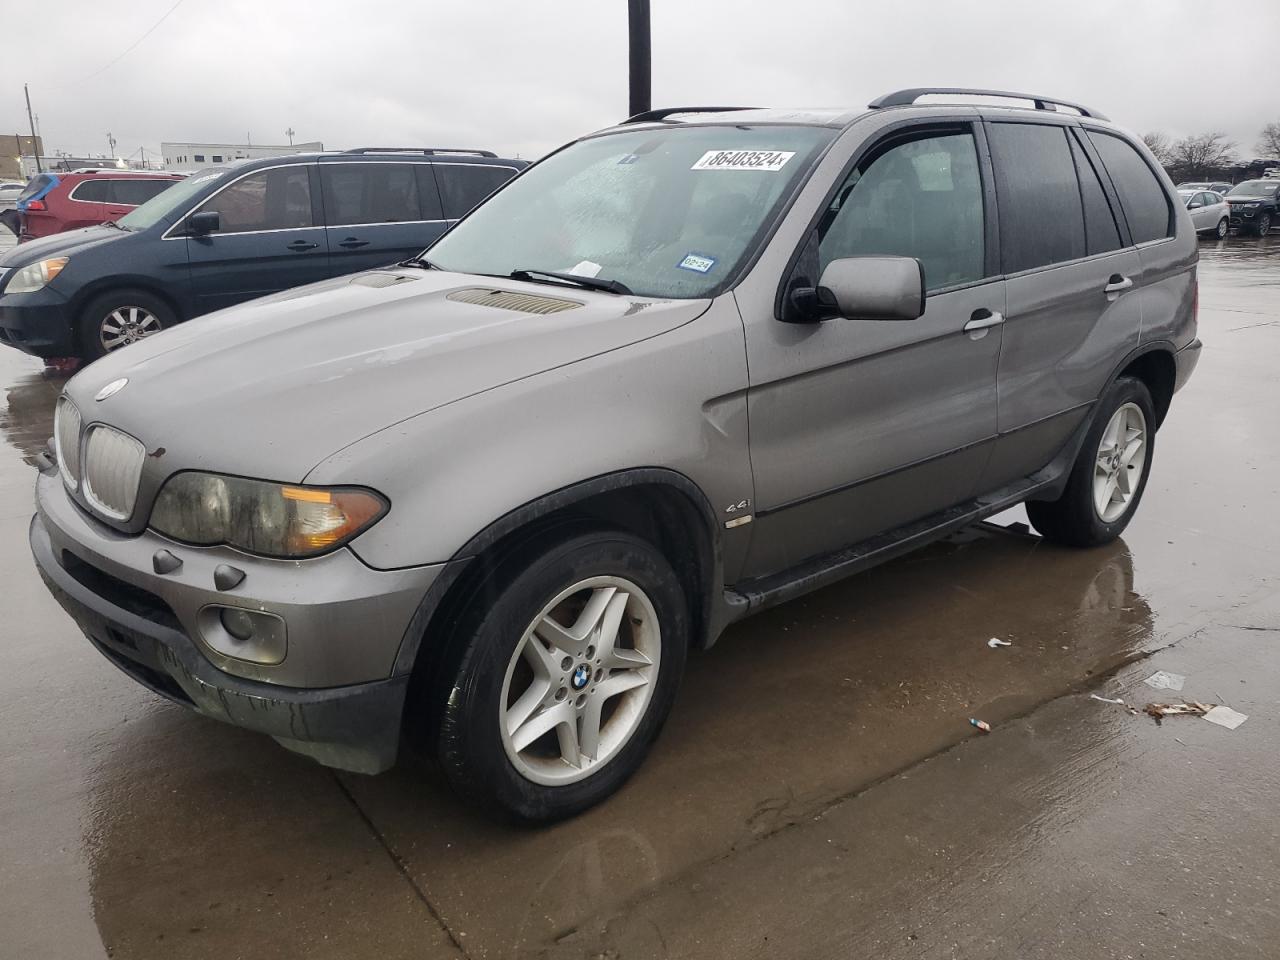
[1,237,1278,959]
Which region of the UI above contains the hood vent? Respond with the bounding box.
[349,272,417,288]
[447,288,582,315]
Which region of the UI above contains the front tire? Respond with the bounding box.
[77,288,174,362]
[1257,212,1273,237]
[1216,217,1229,240]
[1026,377,1155,548]
[436,529,688,822]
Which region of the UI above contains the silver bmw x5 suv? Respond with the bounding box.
[31,88,1201,821]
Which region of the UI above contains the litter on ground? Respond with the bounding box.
[1144,702,1214,719]
[1090,694,1126,705]
[969,718,992,733]
[987,638,1012,648]
[1143,671,1187,691]
[1203,706,1248,730]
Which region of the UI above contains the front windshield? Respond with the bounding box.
[1227,181,1278,198]
[117,169,222,230]
[427,125,835,298]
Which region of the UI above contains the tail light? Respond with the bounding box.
[25,199,46,211]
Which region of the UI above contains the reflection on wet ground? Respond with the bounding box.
[1,236,1278,959]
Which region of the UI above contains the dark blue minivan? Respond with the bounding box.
[0,148,526,361]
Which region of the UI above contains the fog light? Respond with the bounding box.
[199,605,288,665]
[220,607,257,641]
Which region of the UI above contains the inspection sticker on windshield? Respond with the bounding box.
[677,252,717,274]
[691,149,795,172]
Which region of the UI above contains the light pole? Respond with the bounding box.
[285,127,295,146]
[24,83,42,174]
[628,0,651,117]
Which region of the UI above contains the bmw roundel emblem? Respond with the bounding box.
[571,664,591,690]
[94,377,128,402]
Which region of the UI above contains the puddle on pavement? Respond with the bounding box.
[1,236,1278,958]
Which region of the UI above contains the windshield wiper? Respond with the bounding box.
[509,268,632,296]
[400,255,439,270]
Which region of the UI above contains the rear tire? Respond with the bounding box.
[1026,377,1155,548]
[77,288,174,362]
[436,528,688,822]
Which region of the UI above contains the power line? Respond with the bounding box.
[78,0,187,82]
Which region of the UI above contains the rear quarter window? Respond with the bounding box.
[69,180,110,203]
[1087,131,1174,244]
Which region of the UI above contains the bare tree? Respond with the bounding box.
[1169,132,1237,178]
[1142,132,1175,166]
[1257,122,1280,159]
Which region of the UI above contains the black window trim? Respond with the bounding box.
[1079,123,1176,249]
[773,115,999,322]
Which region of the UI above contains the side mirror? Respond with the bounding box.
[811,256,925,322]
[187,210,220,236]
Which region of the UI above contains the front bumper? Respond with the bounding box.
[0,286,76,357]
[31,469,443,774]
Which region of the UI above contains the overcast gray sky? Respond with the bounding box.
[9,0,1280,164]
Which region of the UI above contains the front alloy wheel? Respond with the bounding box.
[99,305,163,352]
[1216,217,1229,239]
[500,577,661,785]
[1258,213,1273,237]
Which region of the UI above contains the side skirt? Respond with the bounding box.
[720,411,1093,625]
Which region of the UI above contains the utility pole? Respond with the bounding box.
[627,0,651,117]
[24,83,42,174]
[285,127,295,146]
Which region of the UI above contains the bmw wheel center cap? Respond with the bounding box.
[571,664,591,690]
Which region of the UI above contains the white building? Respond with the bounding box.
[161,141,324,172]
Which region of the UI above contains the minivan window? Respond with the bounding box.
[70,180,110,203]
[427,126,834,299]
[817,130,985,291]
[321,163,434,225]
[1068,133,1122,255]
[106,179,174,206]
[1087,131,1173,244]
[195,166,314,233]
[434,164,519,219]
[117,169,221,231]
[988,123,1085,273]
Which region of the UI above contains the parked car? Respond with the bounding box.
[1224,179,1280,236]
[31,89,1199,821]
[1176,180,1232,196]
[0,148,525,360]
[13,171,184,242]
[0,180,25,213]
[1178,188,1230,238]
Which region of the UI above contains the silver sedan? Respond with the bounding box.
[1179,189,1230,239]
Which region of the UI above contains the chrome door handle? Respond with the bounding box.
[963,309,1004,332]
[1104,275,1134,294]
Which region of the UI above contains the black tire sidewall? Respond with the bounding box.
[78,288,174,361]
[438,530,688,822]
[1217,218,1229,239]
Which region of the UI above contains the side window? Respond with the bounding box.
[816,130,985,292]
[106,179,173,206]
[71,180,110,203]
[321,163,425,225]
[1068,133,1122,255]
[434,164,517,219]
[196,166,314,233]
[987,123,1085,273]
[1087,131,1173,244]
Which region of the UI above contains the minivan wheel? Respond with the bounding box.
[1257,213,1273,237]
[1216,217,1229,239]
[78,288,174,361]
[437,529,687,822]
[1026,377,1156,548]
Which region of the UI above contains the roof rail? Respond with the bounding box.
[621,106,761,125]
[342,147,498,158]
[868,88,1108,121]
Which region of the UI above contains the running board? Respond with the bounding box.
[722,416,1092,624]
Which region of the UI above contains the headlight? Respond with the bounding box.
[149,472,388,558]
[5,257,69,294]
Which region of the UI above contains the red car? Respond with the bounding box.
[15,170,184,241]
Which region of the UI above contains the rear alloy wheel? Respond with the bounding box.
[436,529,687,821]
[78,288,175,362]
[1258,212,1273,237]
[1026,377,1156,548]
[1216,217,1229,239]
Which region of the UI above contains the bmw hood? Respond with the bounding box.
[63,268,709,482]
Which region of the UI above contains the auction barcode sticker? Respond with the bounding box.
[691,149,795,172]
